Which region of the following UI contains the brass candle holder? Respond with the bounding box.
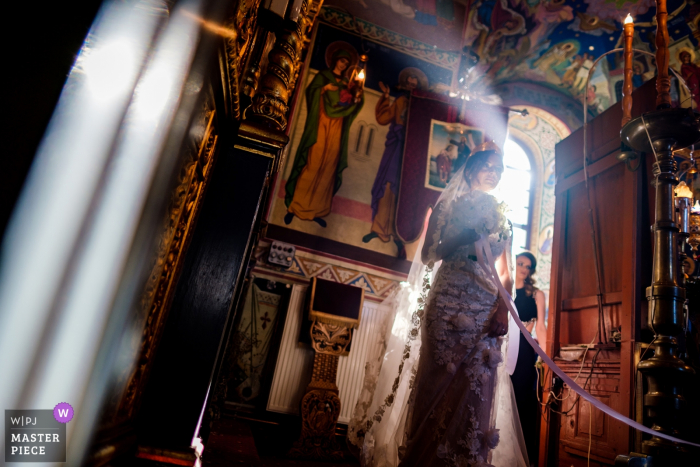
[615,0,700,463]
[689,210,700,252]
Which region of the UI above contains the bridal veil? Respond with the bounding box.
[347,158,529,467]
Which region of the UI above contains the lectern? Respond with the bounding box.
[288,278,364,460]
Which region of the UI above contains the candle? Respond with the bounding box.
[676,181,693,234]
[656,0,671,108]
[622,14,634,127]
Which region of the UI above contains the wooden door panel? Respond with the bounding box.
[543,80,657,466]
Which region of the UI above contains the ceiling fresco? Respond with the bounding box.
[325,0,700,119]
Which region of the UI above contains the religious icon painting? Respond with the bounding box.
[538,224,554,256]
[265,17,456,264]
[544,160,556,188]
[425,120,484,191]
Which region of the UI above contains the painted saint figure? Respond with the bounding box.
[449,133,476,172]
[284,42,365,227]
[362,68,429,258]
[680,50,700,110]
[435,145,457,183]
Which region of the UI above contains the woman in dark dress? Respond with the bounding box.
[511,251,547,466]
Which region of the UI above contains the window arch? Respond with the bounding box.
[499,139,535,253]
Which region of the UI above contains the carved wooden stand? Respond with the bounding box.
[288,321,351,460]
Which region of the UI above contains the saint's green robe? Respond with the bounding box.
[285,69,364,208]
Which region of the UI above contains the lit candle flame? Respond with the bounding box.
[624,13,633,24]
[677,181,694,198]
[357,70,365,80]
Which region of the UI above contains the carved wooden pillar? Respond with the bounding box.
[287,321,351,460]
[244,0,321,131]
[240,26,271,105]
[287,277,364,460]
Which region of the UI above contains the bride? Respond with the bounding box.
[348,142,529,467]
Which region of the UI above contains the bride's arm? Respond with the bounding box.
[495,247,513,292]
[488,248,512,337]
[421,202,478,265]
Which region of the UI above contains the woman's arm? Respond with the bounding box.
[421,203,478,265]
[487,248,513,337]
[495,247,513,292]
[534,289,547,352]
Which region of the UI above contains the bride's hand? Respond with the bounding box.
[457,228,478,246]
[487,304,508,337]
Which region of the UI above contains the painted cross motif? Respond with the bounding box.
[260,312,271,330]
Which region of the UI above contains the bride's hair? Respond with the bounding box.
[516,251,538,297]
[463,150,503,186]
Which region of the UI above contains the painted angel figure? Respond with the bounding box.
[349,142,529,467]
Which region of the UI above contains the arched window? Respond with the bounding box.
[499,139,533,253]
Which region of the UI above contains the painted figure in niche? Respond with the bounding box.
[679,49,700,109]
[474,0,525,58]
[586,84,602,113]
[362,67,429,258]
[285,42,365,227]
[633,61,645,89]
[539,226,553,255]
[450,133,477,170]
[561,54,583,87]
[573,52,594,91]
[525,1,573,56]
[436,145,457,183]
[462,0,573,92]
[532,42,570,71]
[533,41,579,85]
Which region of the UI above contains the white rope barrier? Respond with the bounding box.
[474,237,700,448]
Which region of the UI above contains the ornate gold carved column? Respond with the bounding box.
[220,0,263,121]
[117,108,219,422]
[244,0,322,131]
[287,321,351,460]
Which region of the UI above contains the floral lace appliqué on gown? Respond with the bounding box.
[398,197,508,467]
[348,192,526,467]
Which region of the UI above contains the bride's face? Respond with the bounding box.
[470,153,504,192]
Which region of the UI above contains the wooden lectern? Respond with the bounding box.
[288,278,364,460]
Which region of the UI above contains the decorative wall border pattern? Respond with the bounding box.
[319,6,459,71]
[252,240,405,302]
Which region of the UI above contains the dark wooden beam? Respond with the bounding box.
[136,145,272,449]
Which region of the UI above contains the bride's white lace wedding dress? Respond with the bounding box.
[348,190,529,467]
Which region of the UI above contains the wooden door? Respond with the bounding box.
[540,80,657,466]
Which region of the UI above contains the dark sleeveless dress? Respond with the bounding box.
[511,287,539,464]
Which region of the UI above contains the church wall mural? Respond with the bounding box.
[426,121,484,190]
[316,1,700,127]
[268,18,457,259]
[324,1,467,54]
[464,0,700,116]
[267,0,700,274]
